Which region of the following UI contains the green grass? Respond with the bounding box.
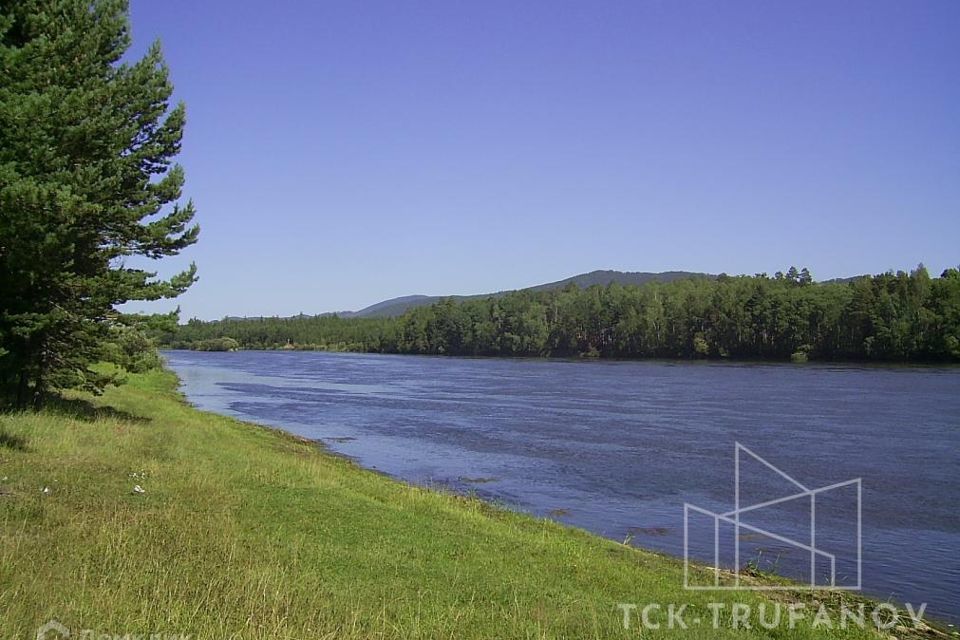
[0,370,922,638]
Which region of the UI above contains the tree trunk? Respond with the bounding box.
[15,369,29,410]
[31,369,45,411]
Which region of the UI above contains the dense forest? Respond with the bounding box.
[165,266,960,362]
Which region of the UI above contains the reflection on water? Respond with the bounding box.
[164,350,960,622]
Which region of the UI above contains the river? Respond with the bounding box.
[163,350,960,622]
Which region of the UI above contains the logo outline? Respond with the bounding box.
[683,442,862,591]
[36,619,70,640]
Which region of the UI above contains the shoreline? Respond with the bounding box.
[162,346,960,371]
[162,362,957,633]
[1,366,950,637]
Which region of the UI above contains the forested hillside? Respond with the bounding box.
[346,269,712,318]
[166,266,960,362]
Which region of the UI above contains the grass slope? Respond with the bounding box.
[0,370,896,639]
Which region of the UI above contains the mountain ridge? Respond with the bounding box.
[342,269,713,318]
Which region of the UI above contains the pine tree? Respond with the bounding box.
[0,0,199,408]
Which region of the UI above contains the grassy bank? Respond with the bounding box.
[0,370,919,638]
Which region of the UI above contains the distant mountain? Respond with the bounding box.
[350,270,713,318]
[819,275,866,285]
[339,295,434,318]
[526,269,713,292]
[343,293,480,319]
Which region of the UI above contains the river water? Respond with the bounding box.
[163,350,960,622]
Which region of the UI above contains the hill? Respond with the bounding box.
[350,269,712,318]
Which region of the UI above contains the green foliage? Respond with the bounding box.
[168,314,397,353]
[0,1,198,408]
[168,266,960,363]
[194,337,239,352]
[107,336,161,374]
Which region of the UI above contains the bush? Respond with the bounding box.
[195,337,240,352]
[102,324,163,374]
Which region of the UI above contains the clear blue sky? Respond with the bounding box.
[127,0,960,320]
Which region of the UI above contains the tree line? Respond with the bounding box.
[165,266,960,363]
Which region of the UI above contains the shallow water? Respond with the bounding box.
[164,350,960,622]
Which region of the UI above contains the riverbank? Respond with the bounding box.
[167,342,960,366]
[0,369,938,638]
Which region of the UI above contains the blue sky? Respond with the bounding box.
[127,0,960,320]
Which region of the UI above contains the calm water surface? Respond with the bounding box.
[164,350,960,622]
